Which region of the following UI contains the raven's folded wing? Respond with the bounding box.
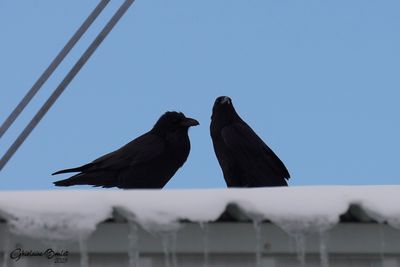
[90,133,165,170]
[221,123,290,183]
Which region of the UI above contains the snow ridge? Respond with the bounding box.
[0,186,399,241]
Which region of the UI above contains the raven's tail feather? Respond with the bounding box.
[53,172,87,187]
[52,167,82,175]
[52,163,94,175]
[53,178,76,187]
[53,171,116,187]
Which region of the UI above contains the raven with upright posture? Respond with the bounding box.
[53,112,199,189]
[210,96,290,187]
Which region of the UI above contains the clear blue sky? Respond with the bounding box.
[1,0,399,190]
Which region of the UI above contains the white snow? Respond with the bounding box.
[0,191,112,240]
[0,186,399,241]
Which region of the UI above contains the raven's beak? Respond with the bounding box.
[181,117,200,127]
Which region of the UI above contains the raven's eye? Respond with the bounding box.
[173,117,182,124]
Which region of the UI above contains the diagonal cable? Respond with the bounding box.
[0,0,135,171]
[0,0,110,139]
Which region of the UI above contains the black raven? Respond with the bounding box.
[53,111,199,189]
[210,96,290,187]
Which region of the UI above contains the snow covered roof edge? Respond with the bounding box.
[0,185,399,241]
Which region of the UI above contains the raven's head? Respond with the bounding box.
[211,96,238,122]
[153,111,199,134]
[215,96,232,105]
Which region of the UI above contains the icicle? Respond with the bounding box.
[287,233,294,253]
[252,220,262,267]
[161,234,171,267]
[79,237,89,267]
[2,230,10,267]
[128,222,140,267]
[171,232,178,267]
[199,222,209,267]
[319,231,329,267]
[378,223,386,266]
[292,233,306,266]
[160,231,178,267]
[279,219,334,267]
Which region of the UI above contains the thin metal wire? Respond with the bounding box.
[0,0,110,139]
[0,0,135,171]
